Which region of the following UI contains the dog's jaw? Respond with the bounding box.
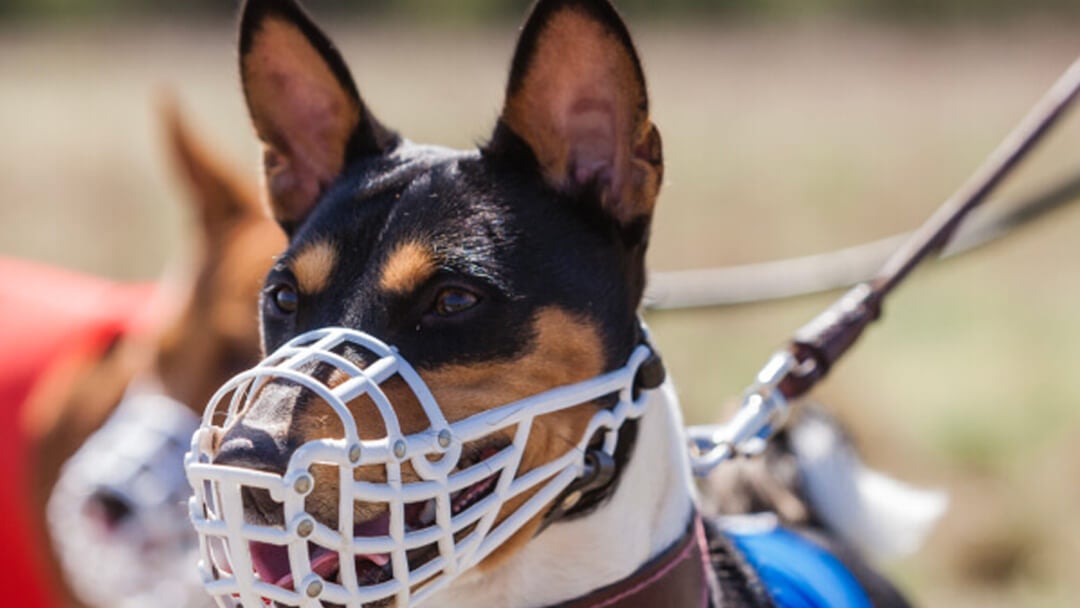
[428,380,696,608]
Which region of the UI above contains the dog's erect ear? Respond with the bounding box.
[160,94,263,239]
[239,0,397,233]
[490,0,663,226]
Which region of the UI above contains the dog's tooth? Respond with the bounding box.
[420,499,436,526]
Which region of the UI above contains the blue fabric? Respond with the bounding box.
[725,522,873,608]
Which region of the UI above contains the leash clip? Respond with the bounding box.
[686,350,796,477]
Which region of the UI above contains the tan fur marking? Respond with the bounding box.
[422,308,607,572]
[379,241,437,295]
[291,240,337,294]
[293,308,606,550]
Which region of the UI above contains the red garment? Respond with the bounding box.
[0,257,157,608]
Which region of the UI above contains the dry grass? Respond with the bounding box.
[2,16,1079,608]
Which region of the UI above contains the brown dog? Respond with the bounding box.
[18,100,283,608]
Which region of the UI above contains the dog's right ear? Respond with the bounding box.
[239,0,397,233]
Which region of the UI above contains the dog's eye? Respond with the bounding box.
[433,288,479,317]
[271,284,299,315]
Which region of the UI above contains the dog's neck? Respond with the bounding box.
[433,380,697,608]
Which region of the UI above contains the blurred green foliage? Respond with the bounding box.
[3,0,1079,23]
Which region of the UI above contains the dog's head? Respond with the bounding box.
[198,0,663,603]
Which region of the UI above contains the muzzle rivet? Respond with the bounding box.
[304,577,324,598]
[393,439,408,459]
[293,473,314,495]
[437,429,452,449]
[348,443,362,464]
[296,518,315,538]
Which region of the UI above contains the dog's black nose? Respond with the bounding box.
[213,423,294,527]
[213,422,291,476]
[85,489,133,530]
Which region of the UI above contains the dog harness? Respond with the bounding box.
[721,515,873,608]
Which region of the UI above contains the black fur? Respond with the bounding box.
[245,0,652,373]
[261,140,644,372]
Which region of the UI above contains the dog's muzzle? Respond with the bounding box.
[185,327,652,607]
[49,381,208,608]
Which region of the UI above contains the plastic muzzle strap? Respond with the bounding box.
[185,327,653,607]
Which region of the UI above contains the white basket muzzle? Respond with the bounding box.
[49,381,208,608]
[185,327,652,607]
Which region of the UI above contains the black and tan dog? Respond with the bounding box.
[203,0,930,606]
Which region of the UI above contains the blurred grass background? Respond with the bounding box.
[2,1,1079,606]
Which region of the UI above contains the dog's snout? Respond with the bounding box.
[214,422,293,527]
[85,489,133,531]
[213,422,291,476]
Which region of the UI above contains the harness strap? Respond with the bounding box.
[551,516,712,608]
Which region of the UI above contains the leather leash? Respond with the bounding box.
[689,55,1080,473]
[783,54,1080,399]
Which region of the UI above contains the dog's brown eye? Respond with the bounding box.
[273,284,299,315]
[434,288,479,317]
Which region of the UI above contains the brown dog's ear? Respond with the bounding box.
[160,94,262,239]
[489,0,662,227]
[239,0,397,233]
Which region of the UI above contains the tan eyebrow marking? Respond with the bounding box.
[291,240,338,294]
[379,241,437,295]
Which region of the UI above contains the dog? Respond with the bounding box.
[19,101,284,608]
[185,1,937,606]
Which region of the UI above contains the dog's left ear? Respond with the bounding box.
[489,0,663,227]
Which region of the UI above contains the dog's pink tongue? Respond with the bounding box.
[249,515,392,590]
[354,512,392,567]
[250,543,343,590]
[250,541,292,588]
